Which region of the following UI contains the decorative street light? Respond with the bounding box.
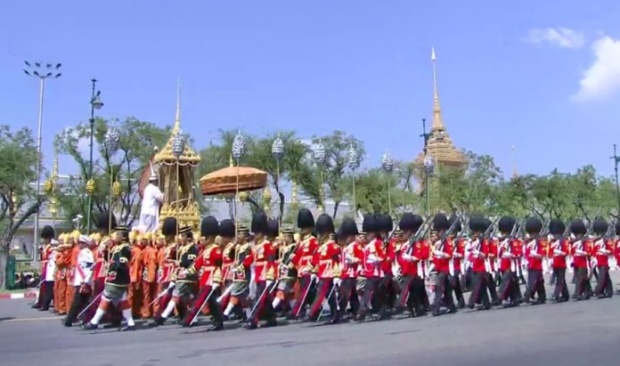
[382,151,395,215]
[23,61,62,263]
[172,130,186,218]
[313,140,327,213]
[272,135,284,224]
[347,143,360,218]
[424,154,435,215]
[611,144,620,216]
[104,125,121,233]
[232,131,246,237]
[86,79,104,231]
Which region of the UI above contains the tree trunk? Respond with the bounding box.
[0,247,7,290]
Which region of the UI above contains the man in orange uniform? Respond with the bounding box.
[66,231,82,313]
[128,231,144,317]
[183,216,224,330]
[245,213,277,330]
[291,209,317,319]
[154,222,178,318]
[54,234,71,315]
[306,214,342,324]
[141,233,159,319]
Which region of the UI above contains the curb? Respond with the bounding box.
[0,291,37,300]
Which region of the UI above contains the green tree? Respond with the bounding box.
[0,125,40,288]
[54,117,170,228]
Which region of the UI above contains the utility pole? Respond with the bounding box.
[611,144,620,216]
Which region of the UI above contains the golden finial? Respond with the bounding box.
[431,46,445,133]
[511,145,518,179]
[172,76,181,134]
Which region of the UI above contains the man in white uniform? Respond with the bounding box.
[64,235,94,327]
[139,173,164,233]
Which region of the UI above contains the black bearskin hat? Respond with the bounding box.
[251,212,269,234]
[219,219,236,237]
[481,218,492,233]
[399,213,417,231]
[498,216,516,234]
[267,219,280,238]
[337,218,359,239]
[469,216,485,233]
[41,225,55,240]
[570,219,587,236]
[97,211,117,232]
[377,214,393,233]
[592,218,608,235]
[362,214,376,234]
[616,221,620,236]
[200,216,220,237]
[525,217,543,234]
[548,219,565,236]
[448,215,462,233]
[161,217,178,236]
[297,209,315,229]
[316,214,335,235]
[432,213,449,231]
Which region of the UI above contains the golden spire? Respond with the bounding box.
[431,46,444,133]
[172,77,181,134]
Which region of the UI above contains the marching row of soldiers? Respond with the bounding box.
[32,209,619,331]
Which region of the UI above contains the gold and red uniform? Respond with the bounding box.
[308,238,341,319]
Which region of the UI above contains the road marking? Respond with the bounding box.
[1,316,60,323]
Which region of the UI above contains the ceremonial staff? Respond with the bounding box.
[313,140,326,213]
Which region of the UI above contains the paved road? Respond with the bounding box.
[1,280,619,366]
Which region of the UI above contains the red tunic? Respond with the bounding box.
[362,238,385,278]
[451,237,466,272]
[498,238,515,272]
[431,239,452,273]
[594,238,612,267]
[525,239,544,271]
[470,238,489,273]
[571,239,590,269]
[293,235,318,277]
[551,239,570,269]
[381,239,396,276]
[193,243,223,287]
[396,240,417,276]
[412,240,430,276]
[311,240,342,279]
[251,240,276,283]
[341,241,363,279]
[487,238,499,272]
[614,239,620,266]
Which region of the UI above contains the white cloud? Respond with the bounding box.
[527,27,585,49]
[572,36,620,103]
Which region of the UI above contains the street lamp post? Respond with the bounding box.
[313,141,327,213]
[86,79,104,232]
[272,136,284,225]
[382,151,394,215]
[347,143,361,219]
[23,61,62,264]
[611,144,620,216]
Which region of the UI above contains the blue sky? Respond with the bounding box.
[2,0,620,179]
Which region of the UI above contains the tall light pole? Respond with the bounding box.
[611,144,620,216]
[86,79,104,231]
[23,61,62,264]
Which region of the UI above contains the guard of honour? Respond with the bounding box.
[32,209,618,332]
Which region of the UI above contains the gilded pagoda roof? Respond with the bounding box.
[153,86,201,165]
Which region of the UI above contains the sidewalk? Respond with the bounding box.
[0,289,38,300]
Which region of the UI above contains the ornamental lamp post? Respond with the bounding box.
[104,125,121,234]
[232,132,246,239]
[347,143,360,218]
[23,61,62,262]
[272,136,284,224]
[382,151,395,215]
[313,140,327,213]
[86,79,104,232]
[171,130,186,229]
[611,144,620,216]
[424,154,435,216]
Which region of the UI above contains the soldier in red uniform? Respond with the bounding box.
[217,219,237,311]
[549,219,570,303]
[523,217,546,305]
[447,215,466,309]
[357,214,386,320]
[569,219,590,300]
[245,213,277,329]
[429,213,456,317]
[393,213,424,316]
[307,214,342,324]
[291,209,318,319]
[497,216,520,307]
[467,217,491,310]
[592,219,613,298]
[377,214,396,313]
[337,218,362,319]
[273,226,297,314]
[183,216,224,330]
